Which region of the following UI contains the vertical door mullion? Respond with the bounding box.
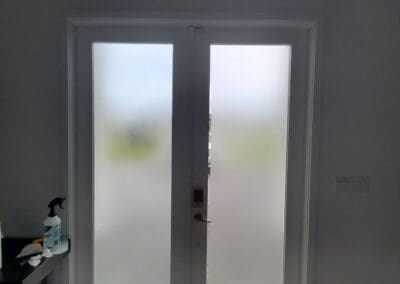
[75,26,96,284]
[283,34,310,284]
[190,27,211,284]
[171,29,196,284]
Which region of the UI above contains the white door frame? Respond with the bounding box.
[67,15,323,284]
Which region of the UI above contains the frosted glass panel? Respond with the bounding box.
[207,45,291,284]
[93,43,173,284]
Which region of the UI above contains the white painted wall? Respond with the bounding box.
[0,0,399,283]
[315,0,400,283]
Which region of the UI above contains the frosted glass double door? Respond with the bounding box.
[75,24,309,284]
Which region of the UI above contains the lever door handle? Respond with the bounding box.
[194,213,212,223]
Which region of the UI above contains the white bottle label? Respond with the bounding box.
[44,224,61,250]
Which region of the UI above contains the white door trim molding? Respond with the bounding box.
[66,14,323,284]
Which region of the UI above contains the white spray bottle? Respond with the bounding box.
[43,198,65,251]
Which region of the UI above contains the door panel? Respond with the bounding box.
[190,27,310,284]
[206,44,291,284]
[93,43,173,284]
[74,26,193,284]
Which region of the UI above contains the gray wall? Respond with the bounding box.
[1,0,399,283]
[315,0,400,283]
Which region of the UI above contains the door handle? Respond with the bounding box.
[193,213,212,223]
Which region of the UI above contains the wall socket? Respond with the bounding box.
[335,176,370,194]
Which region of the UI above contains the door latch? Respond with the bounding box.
[193,213,212,223]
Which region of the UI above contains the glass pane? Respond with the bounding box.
[93,43,173,284]
[207,45,291,284]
